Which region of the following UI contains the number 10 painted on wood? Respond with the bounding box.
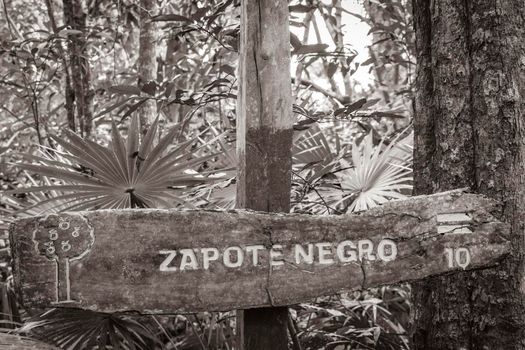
[10,190,509,314]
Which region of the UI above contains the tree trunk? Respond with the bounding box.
[164,34,186,123]
[333,0,352,101]
[235,0,294,349]
[63,0,93,137]
[138,0,157,134]
[411,0,525,349]
[45,0,76,133]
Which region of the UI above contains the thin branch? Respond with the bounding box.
[1,0,23,40]
[288,311,303,350]
[292,77,345,106]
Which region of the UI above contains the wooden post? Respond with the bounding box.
[236,0,293,349]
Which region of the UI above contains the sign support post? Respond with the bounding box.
[236,0,294,349]
[7,1,514,348]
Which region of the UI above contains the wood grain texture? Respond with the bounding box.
[10,190,510,314]
[236,0,294,348]
[236,0,294,213]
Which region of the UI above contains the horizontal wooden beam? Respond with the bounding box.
[11,190,510,313]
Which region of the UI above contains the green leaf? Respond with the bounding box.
[120,99,148,122]
[289,4,315,12]
[150,14,191,22]
[293,44,329,55]
[290,33,302,50]
[140,81,157,96]
[108,85,141,95]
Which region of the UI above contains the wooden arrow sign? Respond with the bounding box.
[10,190,510,313]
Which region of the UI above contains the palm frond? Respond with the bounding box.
[330,131,413,212]
[19,308,160,350]
[293,125,350,184]
[5,115,222,211]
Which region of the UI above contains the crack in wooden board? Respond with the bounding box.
[10,189,511,313]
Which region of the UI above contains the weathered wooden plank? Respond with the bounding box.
[236,0,294,347]
[10,190,510,314]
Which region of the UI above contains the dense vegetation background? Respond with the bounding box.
[0,0,415,349]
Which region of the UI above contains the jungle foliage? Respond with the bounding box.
[0,0,414,349]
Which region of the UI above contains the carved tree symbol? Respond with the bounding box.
[33,214,94,302]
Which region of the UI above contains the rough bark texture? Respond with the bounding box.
[164,34,186,123]
[411,0,525,349]
[11,191,510,314]
[63,0,93,136]
[236,0,294,349]
[137,0,157,133]
[45,0,75,132]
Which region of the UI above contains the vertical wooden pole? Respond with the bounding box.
[236,0,293,349]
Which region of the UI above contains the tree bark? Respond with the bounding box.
[45,0,76,133]
[137,0,157,134]
[63,0,93,137]
[164,34,186,123]
[235,0,294,349]
[411,0,525,349]
[333,0,352,101]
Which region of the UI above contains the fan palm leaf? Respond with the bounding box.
[332,131,413,212]
[293,125,350,183]
[6,115,222,211]
[18,308,160,350]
